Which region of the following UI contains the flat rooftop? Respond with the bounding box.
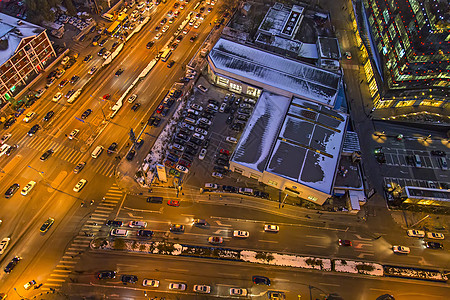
[405,186,450,202]
[209,38,341,106]
[232,93,348,194]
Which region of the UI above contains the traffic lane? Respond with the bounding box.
[71,248,450,300]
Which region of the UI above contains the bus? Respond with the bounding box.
[107,21,121,36]
[160,49,172,62]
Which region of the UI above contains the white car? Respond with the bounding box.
[176,164,189,173]
[103,51,111,59]
[197,118,211,126]
[172,143,185,151]
[264,224,279,232]
[407,229,425,238]
[73,179,87,192]
[226,136,238,143]
[191,103,203,111]
[195,128,208,135]
[197,84,208,93]
[233,230,249,238]
[0,133,11,144]
[392,245,410,254]
[230,288,247,296]
[192,133,205,140]
[207,103,219,111]
[211,172,223,179]
[0,144,11,157]
[205,183,218,189]
[194,21,201,28]
[21,181,36,196]
[53,92,63,102]
[129,221,147,228]
[193,284,211,293]
[89,66,97,75]
[219,102,227,112]
[426,232,445,240]
[169,283,186,291]
[181,123,195,131]
[23,112,36,123]
[162,25,169,32]
[0,237,10,254]
[142,279,159,287]
[110,229,128,236]
[128,94,138,103]
[198,148,207,160]
[155,32,162,39]
[68,129,79,140]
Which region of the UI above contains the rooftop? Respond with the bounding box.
[209,38,341,106]
[0,13,45,65]
[232,93,348,195]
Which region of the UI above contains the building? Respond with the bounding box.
[402,186,450,207]
[0,13,56,105]
[359,0,450,115]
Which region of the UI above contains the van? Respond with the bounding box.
[147,196,163,203]
[438,157,448,170]
[184,117,196,125]
[102,13,114,21]
[111,229,128,236]
[239,187,253,195]
[91,145,104,158]
[413,155,422,168]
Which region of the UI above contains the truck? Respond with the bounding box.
[160,49,172,62]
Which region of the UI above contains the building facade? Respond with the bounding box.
[0,13,56,104]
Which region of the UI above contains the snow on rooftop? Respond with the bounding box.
[232,92,291,172]
[298,42,318,59]
[209,38,340,106]
[0,13,45,65]
[266,98,347,194]
[259,6,291,35]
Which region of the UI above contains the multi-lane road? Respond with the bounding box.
[0,0,449,299]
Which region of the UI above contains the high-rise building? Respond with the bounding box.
[362,0,450,114]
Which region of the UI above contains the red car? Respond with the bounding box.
[178,159,191,168]
[164,159,176,168]
[103,94,111,100]
[167,199,180,207]
[219,149,230,155]
[338,239,352,246]
[156,104,164,114]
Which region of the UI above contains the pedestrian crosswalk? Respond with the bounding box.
[42,184,123,292]
[21,135,117,177]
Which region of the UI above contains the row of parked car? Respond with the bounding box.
[56,13,93,31]
[224,93,256,132]
[204,184,269,198]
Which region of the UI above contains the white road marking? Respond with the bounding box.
[258,240,278,243]
[305,244,327,248]
[319,283,340,287]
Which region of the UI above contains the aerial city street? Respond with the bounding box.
[0,0,448,299]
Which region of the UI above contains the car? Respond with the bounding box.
[103,50,111,59]
[190,33,199,42]
[0,238,11,254]
[121,275,138,284]
[70,75,80,84]
[425,241,443,249]
[111,41,119,50]
[128,94,138,103]
[233,230,249,238]
[226,136,238,144]
[253,190,269,199]
[143,279,159,287]
[23,112,36,123]
[97,271,116,279]
[205,183,218,189]
[131,103,141,111]
[154,32,162,39]
[220,149,230,155]
[40,217,55,233]
[193,219,207,227]
[230,288,247,296]
[73,161,86,174]
[106,220,123,227]
[65,89,75,98]
[68,129,79,140]
[176,164,189,173]
[431,150,446,156]
[5,144,18,156]
[128,221,147,228]
[160,18,167,25]
[111,229,129,236]
[81,109,92,119]
[103,94,111,100]
[197,84,208,93]
[267,291,286,300]
[107,142,118,154]
[89,66,97,75]
[426,232,445,239]
[59,79,68,87]
[4,256,20,273]
[215,158,229,166]
[338,239,352,246]
[407,229,425,238]
[21,181,36,196]
[137,230,154,237]
[83,54,92,62]
[169,224,185,232]
[198,148,207,160]
[5,183,20,198]
[3,117,16,129]
[344,51,352,59]
[212,172,224,179]
[208,236,223,244]
[73,179,87,192]
[24,280,37,290]
[40,149,54,161]
[392,245,410,254]
[167,199,180,207]
[252,275,271,285]
[115,68,124,76]
[27,124,40,136]
[193,284,211,293]
[146,41,154,49]
[0,133,11,145]
[97,47,106,56]
[146,196,163,204]
[126,149,136,161]
[264,224,279,232]
[167,60,175,68]
[169,283,186,290]
[52,92,63,102]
